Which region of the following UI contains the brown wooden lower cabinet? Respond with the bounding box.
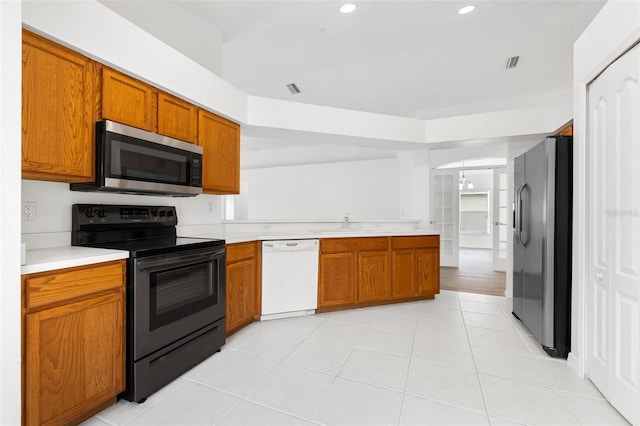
[225,241,261,335]
[357,249,391,303]
[319,235,440,311]
[22,260,126,426]
[392,236,440,298]
[318,251,356,307]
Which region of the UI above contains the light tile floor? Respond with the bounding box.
[84,290,630,426]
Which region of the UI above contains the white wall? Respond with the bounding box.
[238,158,402,220]
[571,0,640,377]
[0,1,22,423]
[430,143,509,169]
[21,181,224,248]
[98,1,223,76]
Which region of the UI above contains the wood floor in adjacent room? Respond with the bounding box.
[440,248,506,296]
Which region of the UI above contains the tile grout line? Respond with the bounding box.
[458,292,493,425]
[394,310,421,426]
[304,313,370,424]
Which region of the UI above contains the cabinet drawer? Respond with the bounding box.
[226,242,257,263]
[321,237,389,253]
[25,260,125,311]
[391,235,439,250]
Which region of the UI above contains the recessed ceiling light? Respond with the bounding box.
[458,5,475,15]
[340,3,357,14]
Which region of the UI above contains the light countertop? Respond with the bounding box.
[21,229,439,274]
[21,246,129,275]
[185,229,440,244]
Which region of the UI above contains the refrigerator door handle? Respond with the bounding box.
[515,182,526,247]
[520,183,529,247]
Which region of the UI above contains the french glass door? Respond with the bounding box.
[492,168,508,271]
[431,170,459,267]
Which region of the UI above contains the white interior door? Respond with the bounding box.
[492,168,507,272]
[431,170,459,267]
[587,42,640,425]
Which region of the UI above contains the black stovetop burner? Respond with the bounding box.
[71,204,224,257]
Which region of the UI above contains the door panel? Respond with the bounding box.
[513,155,525,319]
[493,168,508,271]
[431,170,459,267]
[587,42,640,425]
[522,142,546,344]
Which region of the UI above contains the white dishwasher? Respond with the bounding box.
[261,239,319,320]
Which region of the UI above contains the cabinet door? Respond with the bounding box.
[226,258,257,333]
[22,30,96,182]
[392,249,416,299]
[318,252,356,308]
[101,67,157,132]
[197,109,240,194]
[417,248,440,296]
[24,292,124,426]
[358,250,391,303]
[157,92,197,143]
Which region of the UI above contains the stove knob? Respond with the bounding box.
[85,208,96,218]
[166,210,174,217]
[151,209,159,217]
[97,208,106,218]
[159,210,166,217]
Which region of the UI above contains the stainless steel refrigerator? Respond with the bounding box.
[512,136,572,358]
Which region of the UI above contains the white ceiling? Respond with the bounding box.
[101,0,605,164]
[168,0,605,120]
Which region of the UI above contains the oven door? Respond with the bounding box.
[131,246,225,360]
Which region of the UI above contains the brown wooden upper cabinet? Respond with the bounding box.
[197,109,241,194]
[22,31,242,190]
[22,29,96,182]
[157,91,197,143]
[101,67,157,132]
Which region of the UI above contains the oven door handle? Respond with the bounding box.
[135,248,224,270]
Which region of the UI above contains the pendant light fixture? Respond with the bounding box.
[459,163,474,190]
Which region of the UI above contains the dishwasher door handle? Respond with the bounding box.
[263,240,319,252]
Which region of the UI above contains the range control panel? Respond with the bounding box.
[72,204,178,228]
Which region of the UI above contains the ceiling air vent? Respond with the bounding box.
[286,83,301,94]
[505,56,520,69]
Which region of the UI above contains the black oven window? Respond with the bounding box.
[150,261,218,330]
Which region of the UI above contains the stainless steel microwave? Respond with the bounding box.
[71,120,203,197]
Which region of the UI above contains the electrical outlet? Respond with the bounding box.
[22,201,36,221]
